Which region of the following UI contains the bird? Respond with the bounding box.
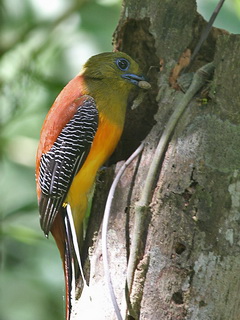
[35,51,151,319]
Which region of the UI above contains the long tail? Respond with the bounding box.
[51,209,76,320]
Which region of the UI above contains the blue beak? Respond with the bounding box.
[121,73,147,86]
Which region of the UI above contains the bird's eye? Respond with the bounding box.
[116,58,130,71]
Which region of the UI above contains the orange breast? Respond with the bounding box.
[67,113,123,210]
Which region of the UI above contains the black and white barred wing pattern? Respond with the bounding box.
[39,95,98,236]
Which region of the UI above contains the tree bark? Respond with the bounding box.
[76,1,240,319]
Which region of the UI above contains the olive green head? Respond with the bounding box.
[80,52,150,125]
[81,51,149,91]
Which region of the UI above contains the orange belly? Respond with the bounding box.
[66,113,123,231]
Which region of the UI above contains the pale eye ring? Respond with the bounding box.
[116,58,130,71]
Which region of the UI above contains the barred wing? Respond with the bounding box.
[38,95,98,236]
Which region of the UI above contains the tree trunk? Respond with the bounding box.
[75,1,240,319]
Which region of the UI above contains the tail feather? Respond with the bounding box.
[66,205,86,286]
[64,236,74,320]
[51,209,75,320]
[51,206,85,320]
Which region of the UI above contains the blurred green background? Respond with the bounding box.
[0,0,239,319]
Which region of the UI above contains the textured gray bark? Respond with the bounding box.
[76,1,240,319]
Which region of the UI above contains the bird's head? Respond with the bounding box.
[80,52,151,125]
[81,52,151,92]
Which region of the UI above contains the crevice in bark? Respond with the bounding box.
[129,254,150,319]
[175,242,187,255]
[182,175,199,207]
[110,17,160,164]
[171,290,184,305]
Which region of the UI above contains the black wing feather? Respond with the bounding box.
[39,95,98,235]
